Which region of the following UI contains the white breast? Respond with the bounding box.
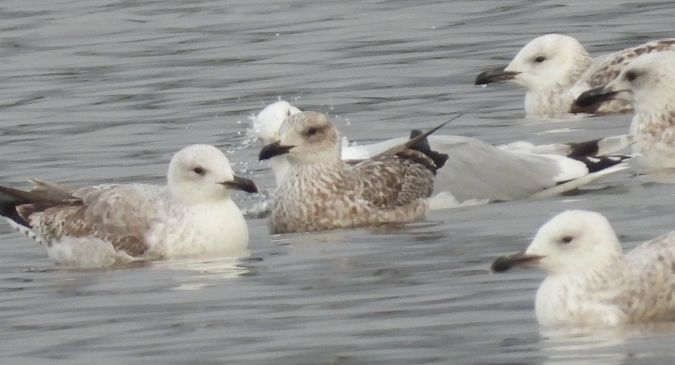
[146,199,249,258]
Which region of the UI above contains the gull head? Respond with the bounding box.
[476,34,591,92]
[251,101,302,144]
[576,51,675,114]
[492,210,623,275]
[168,144,258,205]
[258,111,340,165]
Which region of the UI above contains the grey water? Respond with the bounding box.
[1,0,675,364]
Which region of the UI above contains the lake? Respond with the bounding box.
[1,0,675,364]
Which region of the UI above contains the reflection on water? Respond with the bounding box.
[538,323,675,365]
[1,0,675,364]
[152,257,250,290]
[154,256,252,291]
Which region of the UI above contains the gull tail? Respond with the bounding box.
[0,182,78,228]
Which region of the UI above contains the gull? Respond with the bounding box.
[475,34,675,119]
[576,51,675,173]
[492,210,675,327]
[258,111,448,233]
[0,144,258,268]
[251,101,302,186]
[252,101,630,203]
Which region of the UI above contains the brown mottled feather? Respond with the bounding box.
[8,183,155,257]
[612,233,675,321]
[586,39,675,88]
[573,39,675,115]
[269,112,450,233]
[357,153,435,208]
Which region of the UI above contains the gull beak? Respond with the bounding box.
[475,66,520,85]
[259,140,295,161]
[574,86,622,109]
[491,251,545,273]
[221,175,258,194]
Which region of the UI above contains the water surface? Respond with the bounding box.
[1,1,675,364]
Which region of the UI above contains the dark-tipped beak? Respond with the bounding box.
[258,141,295,161]
[574,86,620,109]
[475,67,519,85]
[221,175,258,194]
[491,251,544,273]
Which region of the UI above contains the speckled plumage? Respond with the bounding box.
[630,108,675,171]
[576,51,675,171]
[495,210,675,327]
[571,38,675,115]
[0,145,253,268]
[265,112,445,234]
[254,101,632,204]
[478,34,675,118]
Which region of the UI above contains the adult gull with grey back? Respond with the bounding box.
[252,101,630,203]
[251,101,302,186]
[0,144,258,268]
[259,111,448,233]
[576,51,675,173]
[476,34,675,119]
[492,210,675,327]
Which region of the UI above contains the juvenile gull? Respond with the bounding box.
[0,145,258,268]
[258,111,448,233]
[252,101,630,203]
[475,34,675,119]
[492,210,675,327]
[576,51,675,173]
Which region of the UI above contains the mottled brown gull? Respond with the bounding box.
[576,51,675,173]
[475,34,675,119]
[0,144,258,268]
[258,111,449,233]
[492,210,675,327]
[252,101,630,203]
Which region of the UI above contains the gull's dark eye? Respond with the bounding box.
[535,56,546,63]
[560,236,574,244]
[286,109,292,116]
[625,70,638,82]
[192,166,205,175]
[304,127,318,137]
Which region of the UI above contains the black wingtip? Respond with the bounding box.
[408,129,449,170]
[568,155,631,173]
[572,86,620,113]
[566,138,601,158]
[404,112,463,150]
[0,186,31,227]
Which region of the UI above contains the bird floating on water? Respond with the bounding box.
[0,144,257,268]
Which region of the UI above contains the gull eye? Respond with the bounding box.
[535,56,546,63]
[192,166,206,175]
[560,236,574,244]
[286,109,292,116]
[625,70,638,82]
[304,127,319,137]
